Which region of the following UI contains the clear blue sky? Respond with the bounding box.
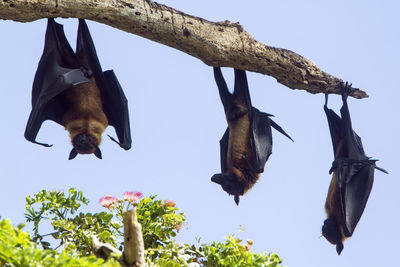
[0,1,399,266]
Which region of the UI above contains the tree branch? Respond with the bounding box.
[0,0,367,98]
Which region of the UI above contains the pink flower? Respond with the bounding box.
[164,200,176,207]
[173,224,182,232]
[99,195,116,208]
[123,191,143,202]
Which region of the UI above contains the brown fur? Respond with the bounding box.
[324,172,347,244]
[62,78,108,148]
[226,104,259,194]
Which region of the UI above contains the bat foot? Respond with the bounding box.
[340,82,354,100]
[324,93,329,109]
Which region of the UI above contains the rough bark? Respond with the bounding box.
[91,235,122,260]
[0,0,367,98]
[123,209,145,267]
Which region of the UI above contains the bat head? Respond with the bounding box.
[68,133,103,160]
[65,119,106,160]
[211,173,244,203]
[322,218,344,255]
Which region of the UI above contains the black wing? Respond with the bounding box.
[76,19,132,150]
[25,18,90,147]
[219,128,229,173]
[269,117,293,142]
[336,160,374,236]
[250,108,273,173]
[102,70,132,150]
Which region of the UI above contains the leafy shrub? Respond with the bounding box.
[0,188,284,266]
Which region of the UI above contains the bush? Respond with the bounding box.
[0,188,283,266]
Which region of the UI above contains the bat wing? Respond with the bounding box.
[102,71,132,150]
[250,108,293,173]
[269,117,293,141]
[250,107,273,173]
[337,161,374,236]
[76,19,132,150]
[25,18,90,146]
[219,128,229,173]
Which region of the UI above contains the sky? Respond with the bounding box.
[0,0,399,266]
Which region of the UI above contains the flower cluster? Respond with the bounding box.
[99,191,143,210]
[99,195,116,208]
[123,191,143,202]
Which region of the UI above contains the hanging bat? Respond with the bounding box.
[211,67,293,205]
[24,18,131,159]
[322,82,387,255]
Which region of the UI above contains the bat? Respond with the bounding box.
[322,82,388,255]
[211,67,293,205]
[24,18,131,159]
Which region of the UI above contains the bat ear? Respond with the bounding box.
[234,195,240,205]
[336,242,344,255]
[68,148,78,160]
[94,147,102,159]
[211,174,222,185]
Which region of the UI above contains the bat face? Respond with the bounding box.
[65,119,106,157]
[211,173,245,196]
[211,67,292,205]
[24,19,132,158]
[322,218,344,255]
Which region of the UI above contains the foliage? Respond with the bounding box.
[195,236,282,267]
[0,188,283,266]
[0,219,118,266]
[144,236,282,267]
[25,188,118,255]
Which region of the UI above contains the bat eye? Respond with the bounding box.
[92,127,100,134]
[71,126,81,131]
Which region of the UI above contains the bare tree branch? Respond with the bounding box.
[0,0,367,98]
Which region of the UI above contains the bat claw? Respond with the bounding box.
[340,81,354,100]
[33,140,53,147]
[375,165,389,174]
